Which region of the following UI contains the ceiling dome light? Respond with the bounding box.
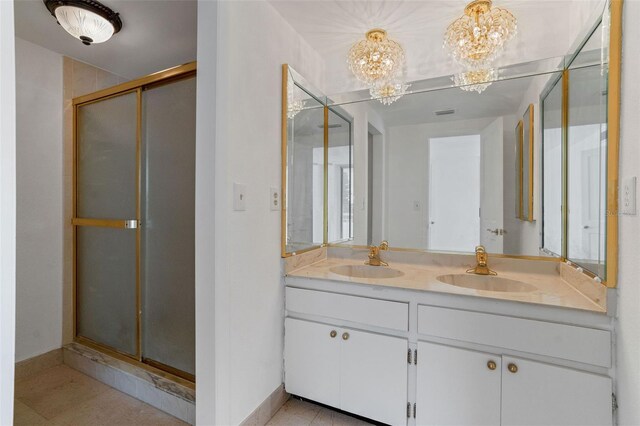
[44,0,122,45]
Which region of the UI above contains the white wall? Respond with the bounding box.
[213,1,324,424]
[195,1,217,424]
[0,0,17,423]
[14,38,63,362]
[615,1,640,423]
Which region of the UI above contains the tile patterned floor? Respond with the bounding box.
[14,364,187,426]
[267,398,373,426]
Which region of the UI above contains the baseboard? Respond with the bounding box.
[240,384,290,426]
[14,348,63,381]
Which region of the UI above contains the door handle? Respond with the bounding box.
[72,218,140,229]
[486,228,507,236]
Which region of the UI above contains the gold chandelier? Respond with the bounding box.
[348,29,405,87]
[452,68,498,94]
[348,28,408,104]
[369,79,411,105]
[444,0,517,67]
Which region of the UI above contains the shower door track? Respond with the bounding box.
[72,62,197,385]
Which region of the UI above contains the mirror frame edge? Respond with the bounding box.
[605,0,623,288]
[281,63,328,258]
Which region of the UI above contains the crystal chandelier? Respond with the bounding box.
[452,68,498,94]
[370,79,411,105]
[287,81,305,119]
[443,0,517,67]
[348,29,405,87]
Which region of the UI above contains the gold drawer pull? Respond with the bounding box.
[342,332,350,341]
[330,330,337,338]
[487,360,497,370]
[508,363,518,373]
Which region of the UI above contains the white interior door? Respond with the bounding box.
[340,328,408,426]
[416,342,501,426]
[428,136,481,252]
[480,118,504,252]
[284,318,340,408]
[501,356,612,426]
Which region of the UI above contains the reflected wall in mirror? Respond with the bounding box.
[330,72,561,257]
[282,64,326,256]
[541,74,564,257]
[521,104,535,222]
[567,18,608,278]
[326,107,353,244]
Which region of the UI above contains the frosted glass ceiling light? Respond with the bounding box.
[44,0,122,45]
[444,0,517,67]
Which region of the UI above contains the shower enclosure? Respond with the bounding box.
[72,63,196,381]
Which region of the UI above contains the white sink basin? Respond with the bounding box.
[330,265,405,279]
[437,274,536,293]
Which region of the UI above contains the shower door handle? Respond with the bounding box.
[72,218,140,229]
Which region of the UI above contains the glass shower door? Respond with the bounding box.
[74,91,140,357]
[141,77,196,377]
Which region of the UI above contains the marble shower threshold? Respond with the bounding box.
[63,342,195,424]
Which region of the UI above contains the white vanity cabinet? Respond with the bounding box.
[284,284,614,426]
[416,342,502,426]
[416,343,612,426]
[284,318,409,426]
[500,356,612,426]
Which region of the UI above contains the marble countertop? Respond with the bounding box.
[286,257,606,313]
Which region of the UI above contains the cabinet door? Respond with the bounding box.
[416,342,501,426]
[340,328,408,426]
[501,356,612,426]
[284,318,340,408]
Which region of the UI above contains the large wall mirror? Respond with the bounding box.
[282,0,622,287]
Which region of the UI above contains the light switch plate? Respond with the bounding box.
[270,187,280,211]
[622,176,637,215]
[233,183,247,211]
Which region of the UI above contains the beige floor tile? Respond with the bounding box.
[49,388,186,426]
[268,399,373,426]
[14,399,50,426]
[16,365,110,420]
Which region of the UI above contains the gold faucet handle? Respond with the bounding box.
[379,240,389,251]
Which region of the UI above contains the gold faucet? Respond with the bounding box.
[466,245,497,275]
[365,241,389,267]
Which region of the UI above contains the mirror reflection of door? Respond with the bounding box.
[569,123,606,266]
[427,135,481,252]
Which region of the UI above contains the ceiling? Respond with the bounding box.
[14,0,197,79]
[268,0,604,95]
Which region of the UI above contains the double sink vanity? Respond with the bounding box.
[281,1,620,424]
[283,247,613,426]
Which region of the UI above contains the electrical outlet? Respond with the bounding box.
[233,183,247,211]
[270,187,280,211]
[622,177,637,215]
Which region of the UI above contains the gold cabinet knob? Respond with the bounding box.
[508,363,518,373]
[487,360,497,370]
[342,332,350,340]
[330,330,337,338]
